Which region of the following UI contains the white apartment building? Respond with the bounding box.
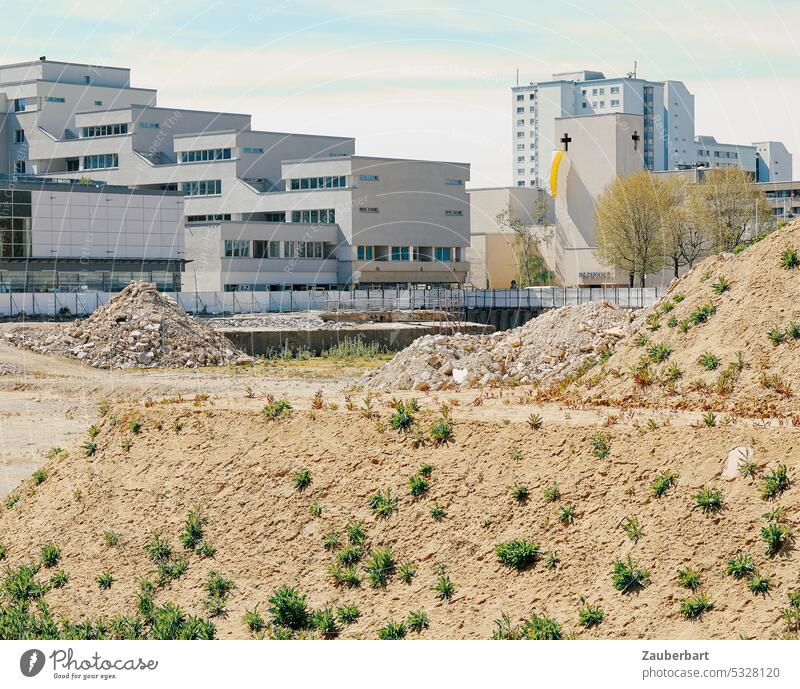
[512,69,791,187]
[1,58,470,291]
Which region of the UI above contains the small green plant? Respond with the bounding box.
[328,563,361,588]
[5,493,20,510]
[726,552,756,580]
[544,551,558,570]
[263,399,292,420]
[268,586,308,630]
[145,533,173,564]
[693,487,723,514]
[647,342,672,363]
[155,557,188,587]
[677,566,701,590]
[308,501,322,517]
[180,511,207,550]
[768,327,786,346]
[780,248,799,269]
[49,570,69,589]
[390,402,415,431]
[120,439,132,452]
[418,463,435,477]
[578,601,604,628]
[47,447,63,459]
[398,562,417,584]
[739,456,759,479]
[429,416,454,445]
[364,548,396,588]
[87,424,101,438]
[621,516,644,543]
[651,471,677,497]
[786,322,800,340]
[97,571,114,590]
[698,352,720,370]
[41,543,61,568]
[407,610,430,633]
[311,607,339,639]
[430,502,447,521]
[289,468,313,492]
[128,418,143,434]
[667,315,678,328]
[558,504,576,524]
[611,556,649,592]
[510,483,529,503]
[378,619,407,639]
[322,531,342,551]
[663,362,683,381]
[336,544,363,566]
[761,522,793,556]
[242,607,265,633]
[347,521,367,546]
[197,541,216,558]
[681,593,714,619]
[673,292,686,303]
[678,319,691,334]
[0,543,5,561]
[543,482,561,502]
[689,303,717,325]
[102,531,120,547]
[711,276,731,294]
[702,411,716,427]
[761,465,789,500]
[32,469,47,485]
[633,333,650,348]
[748,573,771,595]
[590,433,610,459]
[369,489,398,519]
[527,413,543,430]
[409,473,429,497]
[82,441,97,457]
[495,539,540,571]
[337,603,360,624]
[434,574,454,601]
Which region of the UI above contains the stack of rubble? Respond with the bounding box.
[0,362,24,376]
[3,282,251,369]
[363,301,634,390]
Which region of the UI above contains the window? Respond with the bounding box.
[14,130,25,144]
[516,119,524,126]
[516,107,524,113]
[611,99,620,107]
[263,212,285,222]
[84,76,91,84]
[14,98,25,112]
[0,189,32,258]
[435,247,452,261]
[243,147,263,154]
[94,100,103,106]
[529,144,535,149]
[283,241,296,258]
[358,207,379,214]
[592,88,598,95]
[82,123,128,137]
[582,102,587,109]
[529,106,535,112]
[610,86,619,94]
[139,122,159,129]
[253,240,281,258]
[592,101,597,108]
[517,181,525,187]
[290,209,336,223]
[224,239,249,257]
[290,175,346,190]
[445,178,463,186]
[45,96,65,103]
[181,179,221,196]
[599,101,605,107]
[83,153,119,170]
[599,88,605,95]
[358,174,379,181]
[180,148,231,163]
[15,161,26,174]
[517,168,524,175]
[445,210,463,216]
[517,156,525,163]
[529,93,535,100]
[357,245,374,261]
[516,132,524,138]
[187,214,232,223]
[391,246,410,261]
[516,94,524,101]
[66,158,79,172]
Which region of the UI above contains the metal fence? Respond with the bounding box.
[0,287,662,319]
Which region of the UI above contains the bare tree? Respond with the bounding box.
[496,197,554,287]
[661,176,711,278]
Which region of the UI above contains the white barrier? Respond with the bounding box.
[0,287,662,318]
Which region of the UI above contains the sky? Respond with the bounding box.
[2,0,800,184]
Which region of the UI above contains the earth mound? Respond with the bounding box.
[3,282,250,369]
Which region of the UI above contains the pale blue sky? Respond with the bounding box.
[3,0,800,183]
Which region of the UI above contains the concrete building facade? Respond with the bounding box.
[1,58,470,291]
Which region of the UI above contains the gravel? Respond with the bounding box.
[208,314,348,330]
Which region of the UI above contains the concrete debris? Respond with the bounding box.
[3,282,252,369]
[362,301,634,391]
[208,314,347,331]
[0,362,24,376]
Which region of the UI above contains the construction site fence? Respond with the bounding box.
[0,286,662,319]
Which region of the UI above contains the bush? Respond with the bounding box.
[263,399,292,420]
[268,586,308,630]
[519,612,563,640]
[49,570,69,589]
[693,487,723,514]
[725,552,756,580]
[647,343,672,363]
[689,303,717,325]
[698,352,720,371]
[337,603,360,624]
[429,417,453,445]
[41,543,61,568]
[711,276,731,294]
[780,248,799,269]
[103,531,120,547]
[611,556,649,592]
[180,511,206,550]
[769,327,786,346]
[621,516,644,543]
[558,504,576,524]
[328,564,361,588]
[510,484,529,503]
[364,548,395,588]
[408,474,429,497]
[407,610,430,633]
[543,482,561,502]
[3,564,46,603]
[430,503,447,521]
[96,571,114,590]
[378,619,406,639]
[242,607,265,633]
[748,573,771,595]
[347,520,367,546]
[527,413,543,430]
[434,574,454,601]
[761,465,789,500]
[398,562,417,584]
[578,603,604,628]
[590,433,610,459]
[32,469,47,486]
[391,402,415,431]
[82,441,97,457]
[761,522,793,556]
[145,533,172,564]
[495,540,540,571]
[677,566,701,590]
[292,469,312,492]
[311,607,339,639]
[681,593,714,619]
[335,544,363,566]
[368,489,398,519]
[651,471,677,497]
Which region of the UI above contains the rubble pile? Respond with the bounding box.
[0,362,24,376]
[363,301,634,390]
[3,282,251,369]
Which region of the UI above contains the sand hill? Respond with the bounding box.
[562,222,800,416]
[1,403,797,639]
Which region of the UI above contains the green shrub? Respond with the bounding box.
[434,574,454,601]
[711,276,731,294]
[558,504,576,524]
[761,465,789,500]
[578,603,604,628]
[590,433,610,459]
[409,473,429,497]
[677,566,701,590]
[611,556,649,592]
[761,522,793,556]
[390,402,415,431]
[378,619,406,639]
[725,552,756,579]
[748,573,771,595]
[328,564,361,588]
[197,541,216,558]
[3,564,46,603]
[780,248,799,269]
[527,413,543,430]
[681,593,714,619]
[398,562,417,584]
[698,352,720,370]
[364,548,395,588]
[292,469,312,492]
[336,544,363,566]
[495,540,540,571]
[102,531,120,547]
[82,441,97,457]
[32,469,47,485]
[633,333,650,348]
[407,610,430,633]
[647,343,672,363]
[242,607,265,633]
[786,322,800,340]
[429,417,454,444]
[519,612,563,639]
[689,303,717,325]
[49,570,69,589]
[263,399,292,420]
[418,463,435,477]
[308,501,322,517]
[322,531,341,551]
[337,603,360,624]
[651,471,677,497]
[544,551,558,570]
[0,543,6,561]
[769,327,786,346]
[145,533,172,564]
[621,516,644,543]
[430,503,447,521]
[155,557,188,587]
[268,586,308,630]
[510,484,529,503]
[702,411,716,427]
[347,521,366,546]
[180,511,207,550]
[41,543,61,568]
[543,482,561,502]
[96,571,114,590]
[311,607,339,639]
[369,489,398,519]
[693,487,723,514]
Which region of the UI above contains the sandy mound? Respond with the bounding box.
[563,222,800,416]
[3,282,251,369]
[1,404,797,639]
[363,302,634,391]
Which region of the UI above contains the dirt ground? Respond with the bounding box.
[1,327,798,640]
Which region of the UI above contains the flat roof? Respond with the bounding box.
[0,176,183,197]
[74,103,251,118]
[0,59,131,72]
[281,154,470,167]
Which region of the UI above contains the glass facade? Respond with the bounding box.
[290,209,335,223]
[180,148,232,163]
[82,124,128,137]
[0,190,32,258]
[290,176,347,190]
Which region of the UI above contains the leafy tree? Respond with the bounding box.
[496,195,555,287]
